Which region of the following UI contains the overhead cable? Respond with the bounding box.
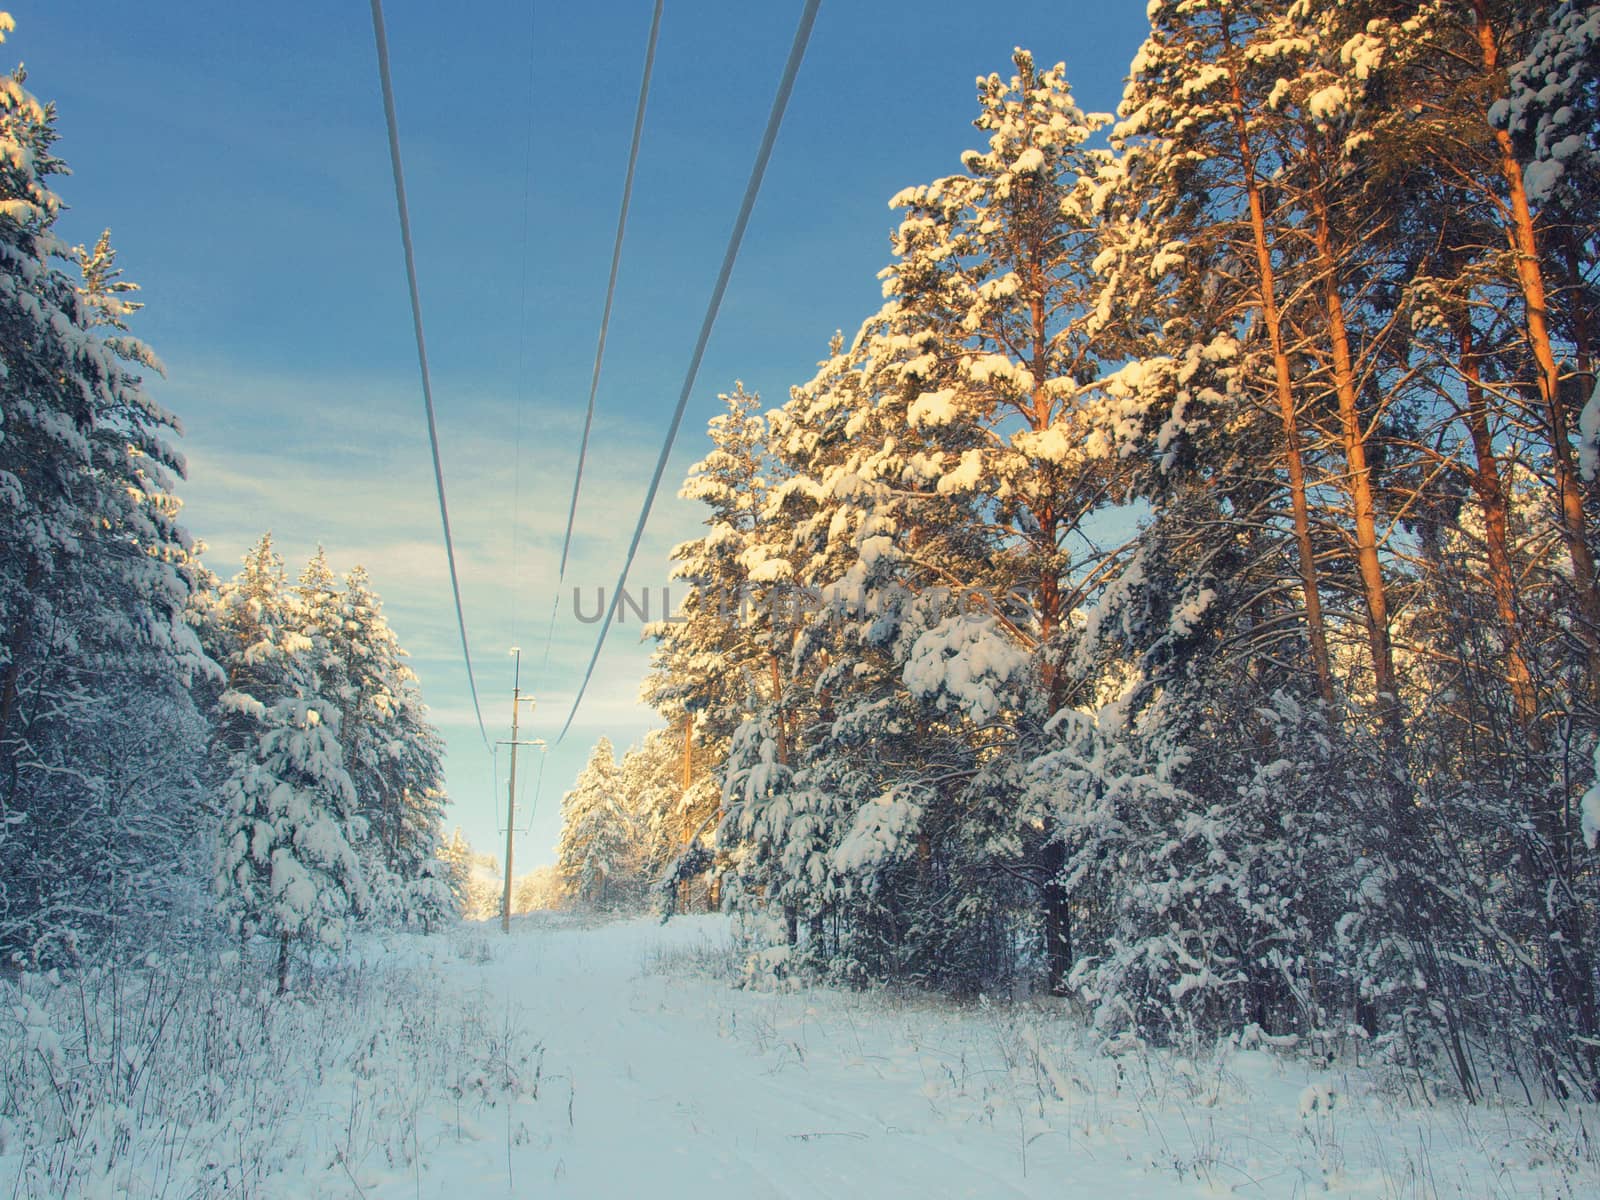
[555,0,823,744]
[543,0,665,673]
[369,0,492,752]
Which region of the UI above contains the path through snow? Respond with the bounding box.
[12,915,1582,1196]
[354,914,1594,1198]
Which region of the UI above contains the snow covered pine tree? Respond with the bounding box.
[0,20,210,963]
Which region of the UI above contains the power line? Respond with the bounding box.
[542,0,664,673]
[368,0,492,753]
[555,0,823,745]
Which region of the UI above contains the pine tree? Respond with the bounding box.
[555,738,634,909]
[319,562,453,927]
[615,727,712,911]
[512,864,564,913]
[743,51,1139,991]
[1368,0,1598,1096]
[199,545,457,935]
[438,827,475,913]
[438,827,503,921]
[194,535,305,753]
[641,385,792,904]
[214,698,368,993]
[643,386,790,735]
[1105,0,1337,702]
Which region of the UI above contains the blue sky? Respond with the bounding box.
[8,1,1152,867]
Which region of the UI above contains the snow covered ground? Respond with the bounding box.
[3,914,1596,1197]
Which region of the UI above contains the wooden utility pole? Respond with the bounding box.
[499,648,537,934]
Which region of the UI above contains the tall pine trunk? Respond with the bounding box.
[1021,200,1076,994]
[1459,323,1542,745]
[1226,48,1335,705]
[1308,175,1405,768]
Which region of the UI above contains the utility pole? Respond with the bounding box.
[499,647,538,934]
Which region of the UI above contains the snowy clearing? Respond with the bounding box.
[5,914,1596,1198]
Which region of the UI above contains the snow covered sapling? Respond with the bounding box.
[215,698,369,994]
